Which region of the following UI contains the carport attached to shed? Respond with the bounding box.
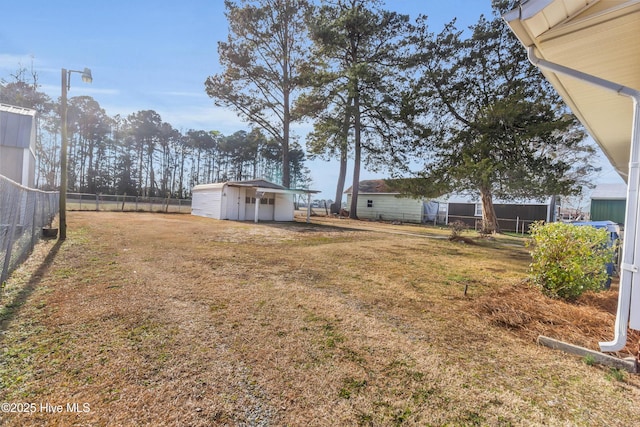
[192,179,316,222]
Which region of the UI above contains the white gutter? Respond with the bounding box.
[528,47,640,352]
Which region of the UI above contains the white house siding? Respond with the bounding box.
[224,186,243,221]
[274,193,294,221]
[348,193,424,223]
[192,185,224,219]
[257,193,276,221]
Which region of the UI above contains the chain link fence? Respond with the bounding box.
[1,174,58,286]
[67,193,191,213]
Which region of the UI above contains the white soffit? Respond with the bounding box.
[505,0,640,181]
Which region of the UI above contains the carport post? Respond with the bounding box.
[306,192,311,223]
[254,191,263,223]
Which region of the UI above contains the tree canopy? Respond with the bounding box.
[390,1,599,233]
[205,0,313,188]
[300,0,413,217]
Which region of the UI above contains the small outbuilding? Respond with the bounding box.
[344,179,557,230]
[191,179,316,222]
[440,194,559,233]
[344,180,437,223]
[590,183,627,225]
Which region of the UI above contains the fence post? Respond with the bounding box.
[30,192,38,250]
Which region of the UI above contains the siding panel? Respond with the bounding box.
[591,200,626,225]
[355,194,423,223]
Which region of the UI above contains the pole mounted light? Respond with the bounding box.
[59,67,92,240]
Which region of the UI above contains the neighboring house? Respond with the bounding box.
[344,180,437,224]
[344,179,555,230]
[191,179,316,222]
[504,0,640,347]
[590,183,627,225]
[0,103,37,188]
[438,194,558,233]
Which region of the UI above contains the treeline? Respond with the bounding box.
[0,71,309,198]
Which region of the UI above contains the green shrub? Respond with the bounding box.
[528,221,613,301]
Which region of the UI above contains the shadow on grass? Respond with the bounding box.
[256,220,368,234]
[0,239,63,334]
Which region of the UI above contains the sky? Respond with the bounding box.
[0,0,625,200]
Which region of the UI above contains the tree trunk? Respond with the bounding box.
[332,96,352,214]
[333,147,348,214]
[349,92,362,220]
[282,96,291,188]
[480,186,500,234]
[137,144,144,196]
[178,147,185,199]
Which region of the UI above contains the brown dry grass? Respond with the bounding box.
[0,212,639,426]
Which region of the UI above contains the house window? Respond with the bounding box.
[268,198,275,205]
[367,200,373,208]
[475,203,483,217]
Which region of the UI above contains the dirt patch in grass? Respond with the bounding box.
[1,212,639,426]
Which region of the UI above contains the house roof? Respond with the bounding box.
[504,0,640,182]
[590,183,628,200]
[343,179,397,194]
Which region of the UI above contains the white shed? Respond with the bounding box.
[192,179,315,222]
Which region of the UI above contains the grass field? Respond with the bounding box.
[1,212,639,426]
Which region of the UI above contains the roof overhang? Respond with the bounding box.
[252,186,321,195]
[0,103,37,117]
[192,181,319,195]
[504,0,640,181]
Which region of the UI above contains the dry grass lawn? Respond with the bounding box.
[1,212,639,426]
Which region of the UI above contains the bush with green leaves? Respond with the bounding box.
[528,221,614,301]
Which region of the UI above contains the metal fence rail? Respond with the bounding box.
[447,215,538,234]
[0,174,58,286]
[67,193,191,213]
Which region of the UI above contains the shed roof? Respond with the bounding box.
[192,179,319,195]
[227,179,287,190]
[504,0,640,181]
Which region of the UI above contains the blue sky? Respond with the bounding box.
[0,0,624,199]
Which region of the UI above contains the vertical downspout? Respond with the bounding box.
[527,47,640,352]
